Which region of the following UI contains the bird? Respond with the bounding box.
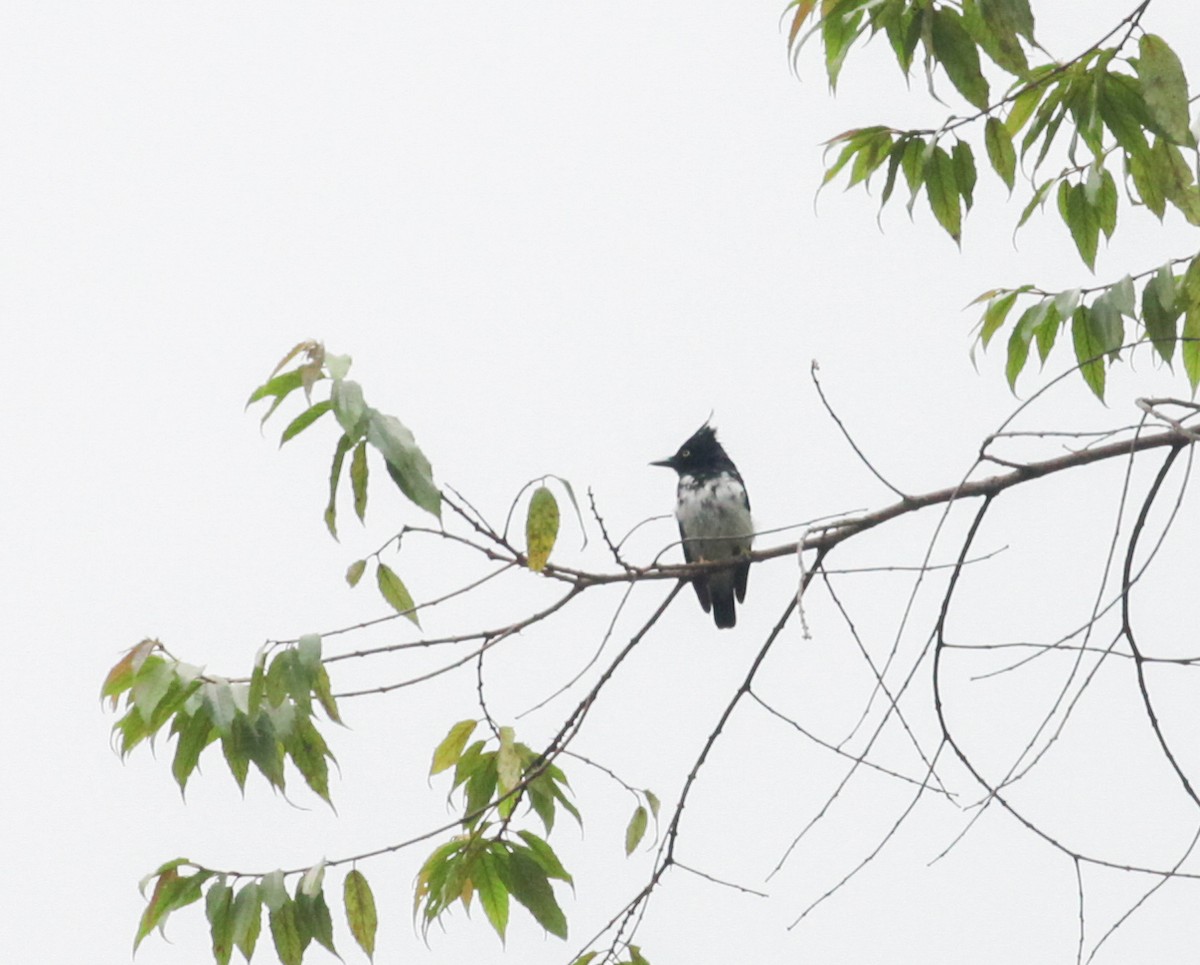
[651,424,753,629]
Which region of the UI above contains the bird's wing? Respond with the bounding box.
[678,520,711,612]
[734,557,750,603]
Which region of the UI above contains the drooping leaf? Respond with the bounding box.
[171,707,214,794]
[500,849,568,940]
[324,434,354,539]
[431,719,478,776]
[344,870,377,961]
[1184,304,1200,392]
[1098,72,1151,157]
[1129,147,1166,218]
[1142,273,1181,364]
[952,140,977,210]
[269,900,303,965]
[350,440,369,522]
[331,379,368,440]
[624,805,649,855]
[1072,306,1107,400]
[475,852,511,941]
[496,726,521,797]
[1137,34,1192,144]
[924,145,961,243]
[979,290,1020,348]
[1063,182,1100,270]
[525,486,560,573]
[376,562,420,627]
[515,831,573,885]
[984,116,1016,191]
[230,882,263,962]
[367,411,442,519]
[206,881,235,965]
[930,7,990,110]
[345,558,367,588]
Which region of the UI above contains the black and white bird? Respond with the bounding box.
[651,424,753,629]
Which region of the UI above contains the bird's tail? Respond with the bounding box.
[712,594,736,629]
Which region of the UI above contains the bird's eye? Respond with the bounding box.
[680,448,690,458]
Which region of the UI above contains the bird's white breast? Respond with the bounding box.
[676,473,754,561]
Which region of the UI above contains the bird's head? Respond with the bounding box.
[650,423,734,476]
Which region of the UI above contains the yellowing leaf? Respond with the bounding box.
[624,805,648,855]
[344,869,377,961]
[376,562,420,628]
[1137,35,1192,145]
[497,726,521,794]
[430,719,478,775]
[345,559,366,588]
[525,486,559,572]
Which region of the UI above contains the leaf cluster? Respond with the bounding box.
[248,340,442,534]
[796,1,1200,397]
[976,253,1200,398]
[135,859,378,965]
[103,635,340,803]
[415,720,579,942]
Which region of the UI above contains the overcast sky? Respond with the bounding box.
[4,2,1200,963]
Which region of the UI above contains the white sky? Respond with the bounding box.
[4,2,1200,963]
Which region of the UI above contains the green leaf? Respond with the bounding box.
[297,633,322,672]
[952,140,977,210]
[313,665,341,724]
[331,378,368,439]
[324,434,354,539]
[269,900,303,965]
[644,790,661,819]
[963,0,1028,78]
[1072,306,1107,400]
[230,882,263,961]
[261,870,288,912]
[1143,273,1180,364]
[1137,35,1192,144]
[306,890,337,956]
[883,2,922,75]
[287,715,333,804]
[501,849,568,940]
[1129,147,1166,218]
[980,290,1020,348]
[206,881,235,965]
[247,369,311,426]
[624,805,649,855]
[821,3,866,90]
[344,870,377,961]
[367,411,442,519]
[525,486,560,572]
[515,831,573,885]
[1184,305,1200,392]
[134,869,214,951]
[1063,182,1099,270]
[171,707,214,795]
[376,562,420,627]
[984,117,1016,191]
[1098,73,1151,157]
[1096,168,1118,239]
[132,656,175,724]
[345,558,367,588]
[1005,316,1032,391]
[350,440,369,522]
[924,145,961,243]
[931,7,989,110]
[475,852,511,941]
[431,719,478,776]
[280,400,333,446]
[848,129,894,187]
[1005,80,1045,136]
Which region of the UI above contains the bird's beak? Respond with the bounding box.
[649,457,675,469]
